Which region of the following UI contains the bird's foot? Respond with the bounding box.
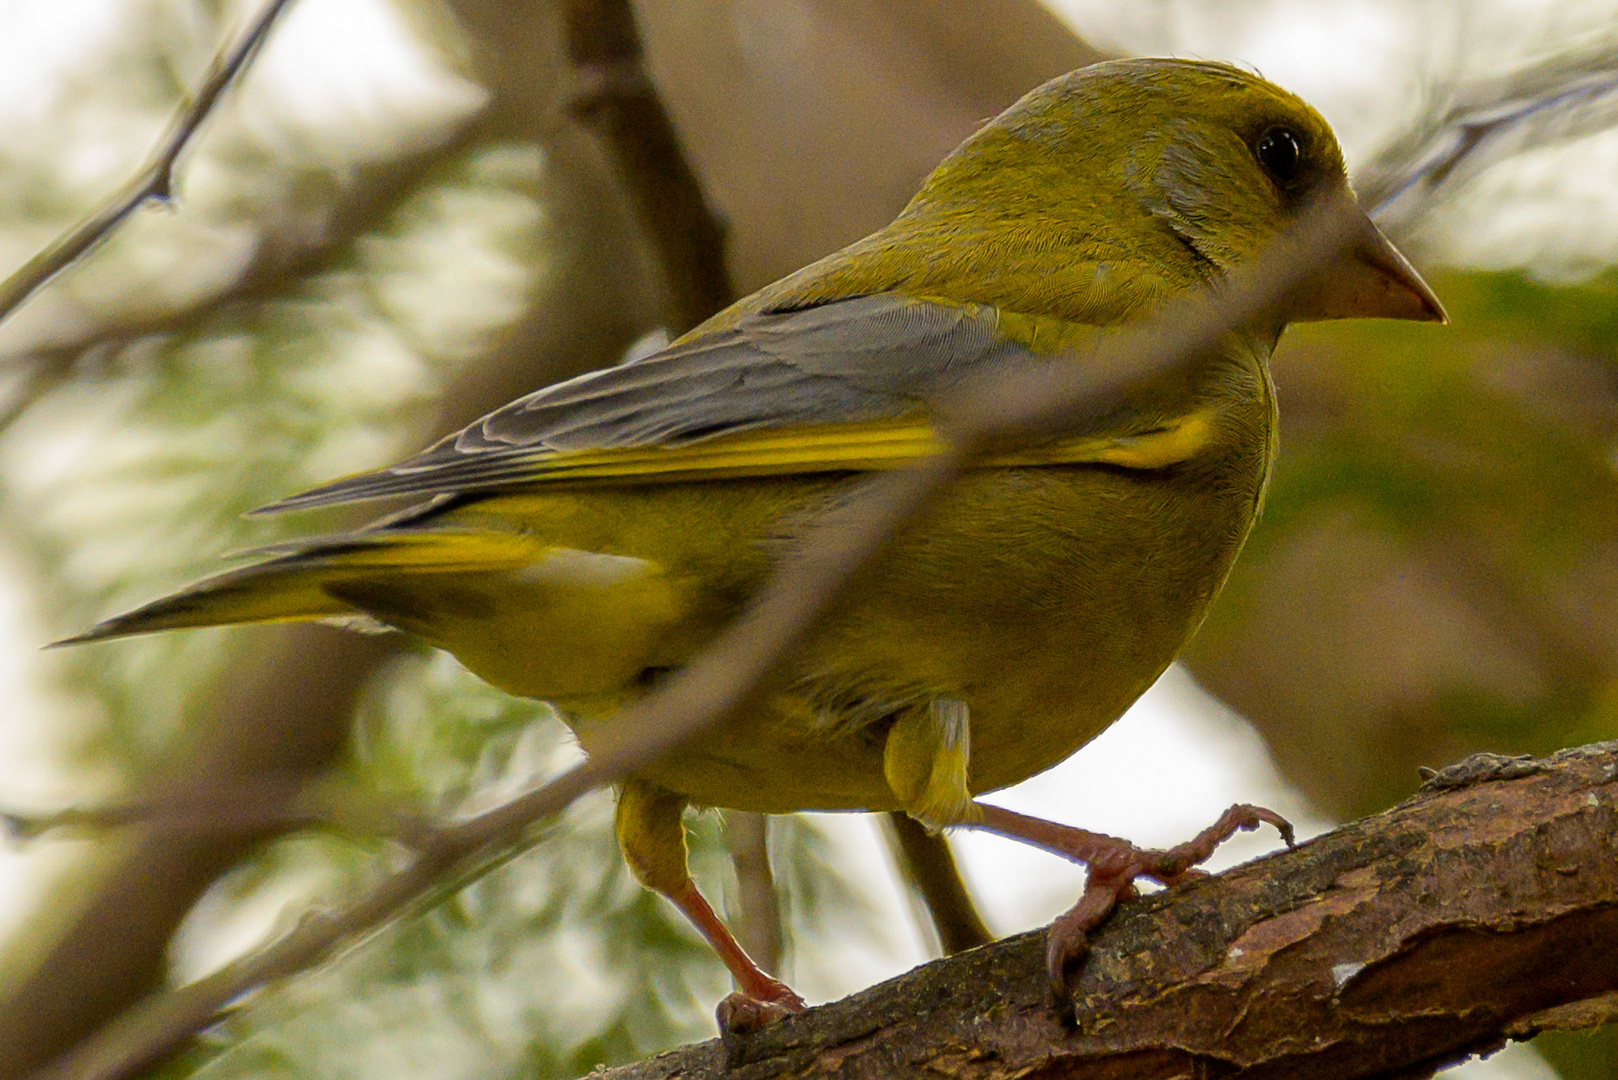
[657,876,806,1036]
[969,801,1292,1021]
[1040,803,1294,1021]
[715,979,806,1037]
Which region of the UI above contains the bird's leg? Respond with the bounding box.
[966,801,1294,1019]
[614,779,804,1033]
[669,880,806,1034]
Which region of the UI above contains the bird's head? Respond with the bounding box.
[907,58,1444,325]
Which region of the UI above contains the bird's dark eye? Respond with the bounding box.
[1255,126,1302,183]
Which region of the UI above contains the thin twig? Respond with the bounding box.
[0,779,430,847]
[1360,29,1618,222]
[725,813,783,977]
[0,0,299,325]
[0,114,488,428]
[24,196,1364,1080]
[883,813,993,956]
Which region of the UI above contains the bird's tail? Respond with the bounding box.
[55,529,543,646]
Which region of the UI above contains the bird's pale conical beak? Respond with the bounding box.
[1291,207,1447,324]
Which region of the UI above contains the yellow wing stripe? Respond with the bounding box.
[477,407,1221,486]
[1082,409,1219,470]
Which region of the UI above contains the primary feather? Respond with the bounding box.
[255,296,1044,512]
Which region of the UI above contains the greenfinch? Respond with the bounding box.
[67,59,1443,1021]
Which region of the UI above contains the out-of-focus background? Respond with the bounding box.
[0,1,1613,1078]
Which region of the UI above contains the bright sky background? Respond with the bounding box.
[0,2,1610,1077]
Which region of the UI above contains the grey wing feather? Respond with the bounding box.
[256,294,1024,513]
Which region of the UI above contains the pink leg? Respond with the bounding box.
[665,880,806,1033]
[968,802,1294,1018]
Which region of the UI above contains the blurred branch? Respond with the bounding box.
[0,0,299,326]
[564,0,733,332]
[1362,28,1618,225]
[883,813,993,956]
[0,2,663,1073]
[724,813,782,978]
[597,742,1618,1080]
[23,197,1369,1080]
[0,118,489,431]
[0,778,430,847]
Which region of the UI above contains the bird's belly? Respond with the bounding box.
[614,462,1263,813]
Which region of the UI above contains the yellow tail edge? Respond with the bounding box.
[54,529,542,646]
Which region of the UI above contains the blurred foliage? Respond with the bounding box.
[0,138,549,775]
[1186,266,1618,1080]
[1189,268,1618,819]
[0,3,866,1071]
[142,650,857,1080]
[156,652,728,1080]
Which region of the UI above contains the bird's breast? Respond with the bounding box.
[635,420,1273,813]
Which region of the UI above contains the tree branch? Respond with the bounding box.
[0,776,430,846]
[1360,26,1618,226]
[883,812,994,956]
[726,812,784,977]
[0,0,299,325]
[564,0,734,333]
[594,741,1618,1080]
[0,117,489,419]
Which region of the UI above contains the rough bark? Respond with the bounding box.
[595,743,1618,1080]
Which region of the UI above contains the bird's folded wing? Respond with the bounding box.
[257,293,1216,513]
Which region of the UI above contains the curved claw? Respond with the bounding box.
[1045,871,1133,1021]
[1260,806,1298,848]
[1144,803,1296,885]
[1045,907,1090,1022]
[1224,803,1296,849]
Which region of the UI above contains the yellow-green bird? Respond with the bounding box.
[66,59,1442,1021]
